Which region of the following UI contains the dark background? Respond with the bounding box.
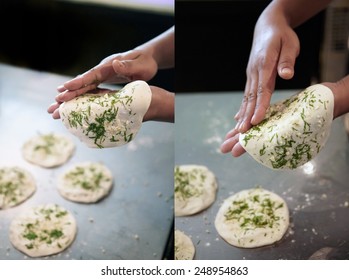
[0,0,174,91]
[176,0,325,92]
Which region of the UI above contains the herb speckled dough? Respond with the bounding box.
[175,229,195,260]
[0,166,36,209]
[9,204,77,257]
[58,162,113,203]
[215,187,289,248]
[59,80,151,148]
[22,133,75,168]
[239,84,334,170]
[174,165,218,216]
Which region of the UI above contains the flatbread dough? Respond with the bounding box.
[59,80,152,148]
[215,187,289,248]
[9,204,77,257]
[174,165,217,216]
[239,84,334,170]
[22,133,75,168]
[175,229,195,260]
[0,166,36,209]
[58,162,113,203]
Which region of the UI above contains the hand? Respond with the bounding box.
[47,85,174,123]
[47,87,112,119]
[234,10,300,133]
[54,49,158,103]
[220,128,246,157]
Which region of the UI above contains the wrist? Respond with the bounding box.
[322,76,349,119]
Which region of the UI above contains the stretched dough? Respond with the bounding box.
[59,80,152,148]
[215,187,289,248]
[239,84,334,169]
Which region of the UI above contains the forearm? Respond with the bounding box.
[323,75,349,119]
[266,0,333,28]
[136,26,175,69]
[143,86,174,122]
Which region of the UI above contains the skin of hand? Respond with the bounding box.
[220,75,349,157]
[48,27,174,122]
[234,0,333,133]
[234,5,300,134]
[49,26,174,110]
[222,0,334,157]
[143,86,174,123]
[47,85,174,123]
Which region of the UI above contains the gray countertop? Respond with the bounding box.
[0,63,174,260]
[175,91,349,260]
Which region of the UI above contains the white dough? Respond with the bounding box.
[0,166,36,209]
[58,162,113,203]
[239,84,334,170]
[174,165,217,216]
[174,230,195,260]
[22,133,75,168]
[59,80,152,148]
[215,187,289,248]
[9,204,77,257]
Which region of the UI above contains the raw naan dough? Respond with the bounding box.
[215,187,289,248]
[58,162,113,203]
[174,165,217,216]
[0,166,36,209]
[22,133,75,168]
[174,229,195,260]
[59,80,152,148]
[239,84,334,170]
[9,204,77,257]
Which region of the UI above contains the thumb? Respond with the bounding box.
[112,59,136,79]
[277,37,299,80]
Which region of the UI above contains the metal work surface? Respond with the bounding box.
[0,63,174,260]
[175,91,349,260]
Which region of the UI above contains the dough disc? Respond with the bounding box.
[9,204,77,257]
[215,187,289,248]
[58,162,113,203]
[175,230,195,260]
[174,165,217,216]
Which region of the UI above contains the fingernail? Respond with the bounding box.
[281,67,292,76]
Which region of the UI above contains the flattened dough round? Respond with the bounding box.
[215,187,289,248]
[58,162,113,203]
[22,133,75,168]
[175,230,195,260]
[9,204,77,257]
[0,166,36,209]
[174,165,217,216]
[239,84,334,170]
[59,80,152,148]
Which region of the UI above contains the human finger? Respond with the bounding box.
[55,83,97,103]
[234,76,254,131]
[52,107,61,119]
[277,33,299,80]
[220,133,239,154]
[231,141,246,157]
[47,102,60,114]
[224,127,239,141]
[251,68,277,125]
[239,75,258,132]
